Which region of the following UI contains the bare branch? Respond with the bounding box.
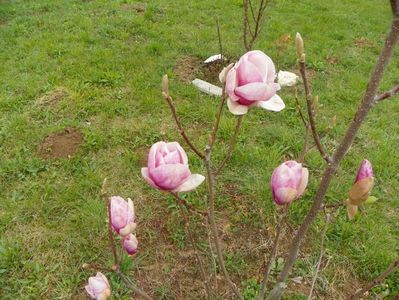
[267,8,399,300]
[162,91,205,160]
[348,259,399,300]
[214,115,244,176]
[171,192,208,217]
[176,196,212,299]
[308,214,331,300]
[116,270,153,300]
[257,207,287,300]
[298,60,332,164]
[205,145,244,300]
[375,84,399,102]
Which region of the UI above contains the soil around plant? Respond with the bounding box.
[174,55,230,86]
[38,128,83,159]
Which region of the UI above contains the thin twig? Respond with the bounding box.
[206,217,219,294]
[163,94,205,159]
[298,61,332,164]
[205,145,244,300]
[348,259,399,300]
[209,22,228,149]
[101,179,119,268]
[243,0,251,51]
[375,84,399,102]
[171,192,208,217]
[214,115,244,176]
[216,17,223,61]
[308,214,332,300]
[267,5,399,299]
[257,207,287,300]
[176,197,212,300]
[295,87,312,163]
[116,270,153,300]
[248,0,257,23]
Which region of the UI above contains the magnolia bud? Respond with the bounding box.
[162,74,169,97]
[347,159,374,219]
[296,32,305,63]
[271,160,309,205]
[123,234,138,256]
[85,272,111,300]
[348,159,374,206]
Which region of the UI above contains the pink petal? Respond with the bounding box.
[127,198,135,223]
[150,164,191,190]
[237,56,263,85]
[141,167,160,189]
[110,196,128,231]
[173,174,205,192]
[227,98,249,115]
[147,141,165,169]
[247,50,276,82]
[274,187,298,205]
[356,159,373,182]
[85,285,96,299]
[258,94,285,112]
[163,150,181,164]
[271,164,297,190]
[297,167,309,197]
[97,273,109,287]
[225,67,240,101]
[234,82,271,101]
[167,142,188,165]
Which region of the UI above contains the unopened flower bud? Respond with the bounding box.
[347,159,374,219]
[85,272,111,300]
[271,160,309,205]
[162,74,169,97]
[296,32,305,63]
[348,159,374,206]
[123,234,138,256]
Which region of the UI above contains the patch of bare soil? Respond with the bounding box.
[174,56,203,83]
[36,88,68,107]
[38,128,83,159]
[121,3,146,14]
[174,55,229,86]
[354,37,374,48]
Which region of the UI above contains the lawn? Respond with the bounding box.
[0,0,398,299]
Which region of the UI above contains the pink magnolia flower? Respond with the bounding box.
[141,141,205,192]
[110,196,136,237]
[224,50,285,115]
[348,159,374,206]
[271,160,309,205]
[85,272,111,300]
[123,233,138,256]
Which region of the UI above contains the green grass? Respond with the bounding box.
[0,0,398,299]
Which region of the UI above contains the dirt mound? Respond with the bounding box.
[36,88,68,107]
[38,128,83,159]
[121,3,146,14]
[174,55,228,86]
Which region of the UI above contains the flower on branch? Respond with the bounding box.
[85,272,111,300]
[141,141,205,192]
[271,160,309,205]
[225,50,285,115]
[123,233,139,256]
[347,159,374,219]
[110,196,137,237]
